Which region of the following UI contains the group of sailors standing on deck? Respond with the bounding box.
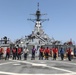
[12,47,29,60]
[31,46,76,61]
[0,46,29,60]
[0,46,76,61]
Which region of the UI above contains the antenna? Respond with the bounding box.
[37,2,39,10]
[27,3,49,23]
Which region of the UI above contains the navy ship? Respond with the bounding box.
[14,3,75,56]
[0,36,13,57]
[14,3,56,55]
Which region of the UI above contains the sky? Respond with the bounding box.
[0,0,76,43]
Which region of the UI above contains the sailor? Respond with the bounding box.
[0,47,2,60]
[17,47,22,60]
[44,47,50,60]
[15,46,18,59]
[60,47,64,60]
[66,47,72,61]
[5,47,10,60]
[12,47,16,60]
[52,47,58,60]
[23,47,29,60]
[31,46,36,60]
[74,47,76,57]
[39,46,44,60]
[1,47,4,59]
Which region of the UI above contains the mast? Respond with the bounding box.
[28,3,49,23]
[27,3,49,34]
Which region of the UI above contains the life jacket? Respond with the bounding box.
[12,49,16,53]
[53,48,58,54]
[0,49,2,53]
[67,49,72,55]
[44,48,50,53]
[18,48,22,54]
[66,49,72,54]
[40,48,44,53]
[6,48,10,54]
